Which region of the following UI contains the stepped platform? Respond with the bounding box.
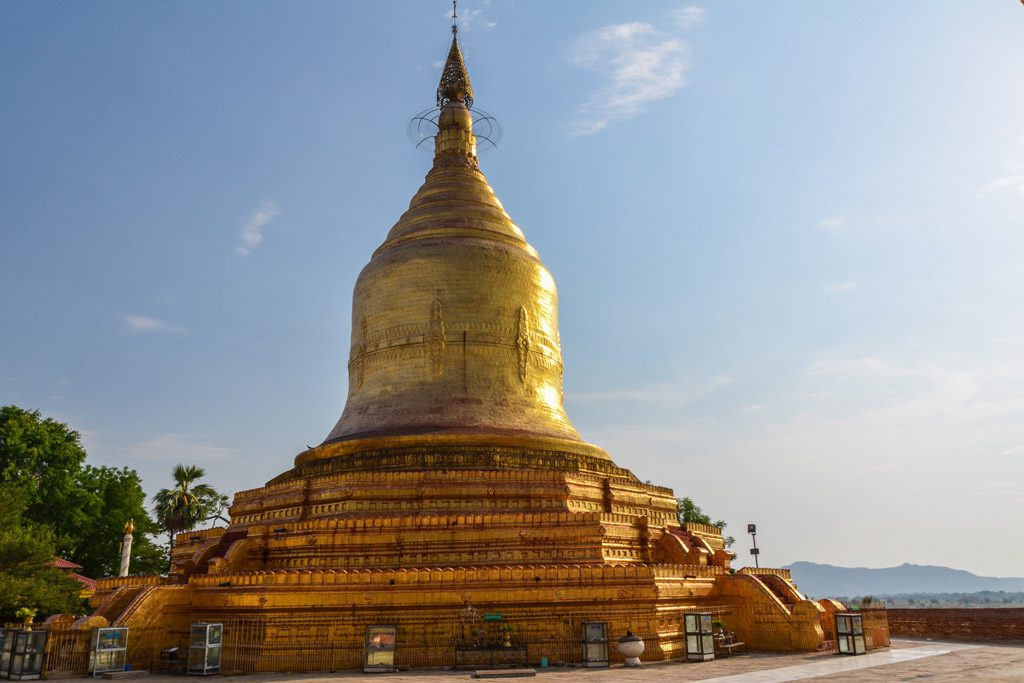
[82,461,836,671]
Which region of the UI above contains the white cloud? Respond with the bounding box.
[824,281,858,294]
[808,354,967,387]
[123,314,186,334]
[673,5,706,29]
[236,201,279,256]
[585,349,1024,572]
[817,215,846,233]
[568,22,690,137]
[977,159,1024,198]
[445,2,496,31]
[131,434,235,462]
[805,353,1024,429]
[77,427,102,456]
[569,373,733,409]
[458,7,496,30]
[972,481,1024,503]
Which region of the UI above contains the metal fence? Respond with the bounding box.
[41,625,184,676]
[30,615,662,675]
[28,603,853,675]
[213,614,629,672]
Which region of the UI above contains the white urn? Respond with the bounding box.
[617,629,645,666]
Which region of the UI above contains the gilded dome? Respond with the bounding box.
[300,34,609,468]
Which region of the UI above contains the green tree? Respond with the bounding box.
[0,405,167,579]
[0,483,85,621]
[0,405,92,555]
[153,464,228,561]
[73,466,167,577]
[676,497,736,548]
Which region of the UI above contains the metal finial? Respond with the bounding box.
[436,6,474,109]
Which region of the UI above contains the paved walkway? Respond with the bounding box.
[233,640,1024,682]
[696,642,977,682]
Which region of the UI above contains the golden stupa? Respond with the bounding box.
[78,23,873,672]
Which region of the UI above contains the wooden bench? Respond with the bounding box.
[455,645,529,670]
[714,632,747,658]
[473,669,536,679]
[100,672,149,680]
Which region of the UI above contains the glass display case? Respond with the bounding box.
[0,629,13,680]
[89,627,128,677]
[362,625,396,673]
[835,613,867,655]
[684,612,715,661]
[7,631,49,681]
[187,623,222,675]
[581,622,609,668]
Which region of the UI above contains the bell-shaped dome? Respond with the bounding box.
[299,33,609,468]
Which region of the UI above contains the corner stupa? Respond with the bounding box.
[79,20,872,673]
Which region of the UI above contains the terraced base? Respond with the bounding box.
[76,450,845,671]
[171,454,729,575]
[85,561,832,671]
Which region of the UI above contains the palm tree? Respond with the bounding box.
[153,464,228,568]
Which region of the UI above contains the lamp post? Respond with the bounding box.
[748,523,759,569]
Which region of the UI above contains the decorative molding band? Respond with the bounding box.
[274,446,635,485]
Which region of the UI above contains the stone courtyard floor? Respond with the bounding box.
[230,639,1024,682]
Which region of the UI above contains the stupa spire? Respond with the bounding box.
[436,1,474,108]
[314,2,600,457]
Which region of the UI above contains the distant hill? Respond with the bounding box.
[785,562,1024,598]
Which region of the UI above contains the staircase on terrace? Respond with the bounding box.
[189,530,249,575]
[112,586,159,626]
[756,573,802,608]
[91,586,147,624]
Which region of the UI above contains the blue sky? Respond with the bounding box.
[2,1,1023,577]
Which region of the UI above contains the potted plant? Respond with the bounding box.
[500,623,513,648]
[15,607,37,631]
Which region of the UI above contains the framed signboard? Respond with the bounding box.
[7,631,49,680]
[187,623,223,675]
[581,622,609,668]
[363,625,396,673]
[89,627,128,677]
[836,613,867,655]
[684,613,715,661]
